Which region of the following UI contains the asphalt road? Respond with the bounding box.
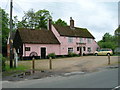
[2,68,118,88]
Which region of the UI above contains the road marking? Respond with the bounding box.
[112,85,120,90]
[64,71,85,76]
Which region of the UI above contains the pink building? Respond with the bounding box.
[13,17,99,59]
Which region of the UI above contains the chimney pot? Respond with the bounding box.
[47,19,52,30]
[70,17,74,29]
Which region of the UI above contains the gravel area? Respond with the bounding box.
[2,56,118,81]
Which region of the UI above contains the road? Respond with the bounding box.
[2,68,118,88]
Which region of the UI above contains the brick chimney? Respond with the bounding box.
[47,19,52,30]
[70,17,74,29]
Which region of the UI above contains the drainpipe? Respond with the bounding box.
[24,44,26,57]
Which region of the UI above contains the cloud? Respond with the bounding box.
[1,0,118,41]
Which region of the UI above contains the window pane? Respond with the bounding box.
[68,48,73,53]
[68,37,73,43]
[87,47,91,52]
[80,38,83,43]
[87,39,92,44]
[25,47,30,51]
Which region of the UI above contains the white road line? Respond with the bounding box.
[64,72,85,75]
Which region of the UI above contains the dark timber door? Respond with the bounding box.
[79,47,82,56]
[41,48,46,59]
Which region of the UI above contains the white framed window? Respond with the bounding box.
[25,47,30,51]
[68,37,73,43]
[80,38,83,43]
[87,38,92,44]
[68,48,73,53]
[87,47,91,52]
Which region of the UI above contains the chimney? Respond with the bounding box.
[47,19,52,30]
[70,17,74,29]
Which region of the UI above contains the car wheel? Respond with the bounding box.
[107,53,110,56]
[95,53,98,56]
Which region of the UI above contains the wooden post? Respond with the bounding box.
[10,0,13,68]
[32,57,35,73]
[49,57,52,70]
[108,54,110,65]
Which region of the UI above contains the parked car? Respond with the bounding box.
[94,48,113,56]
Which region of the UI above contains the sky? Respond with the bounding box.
[1,0,119,41]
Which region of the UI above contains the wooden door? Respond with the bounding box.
[41,47,46,59]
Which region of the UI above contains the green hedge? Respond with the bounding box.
[47,53,56,59]
[68,52,79,57]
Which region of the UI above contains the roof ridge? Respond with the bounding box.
[53,24,95,39]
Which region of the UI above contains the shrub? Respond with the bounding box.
[61,55,66,58]
[0,54,6,71]
[47,53,56,59]
[68,52,79,57]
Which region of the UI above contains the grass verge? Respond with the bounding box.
[2,64,30,77]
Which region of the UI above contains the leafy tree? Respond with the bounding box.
[0,8,9,56]
[98,41,116,50]
[53,18,67,26]
[102,33,113,42]
[98,33,117,52]
[35,9,52,29]
[15,9,52,29]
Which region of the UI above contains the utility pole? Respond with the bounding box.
[10,0,13,68]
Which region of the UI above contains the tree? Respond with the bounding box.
[35,9,52,29]
[53,18,67,26]
[15,9,52,29]
[0,8,9,56]
[102,33,113,42]
[98,33,117,52]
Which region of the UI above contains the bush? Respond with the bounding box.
[61,55,66,58]
[47,53,56,59]
[0,54,6,71]
[68,52,79,57]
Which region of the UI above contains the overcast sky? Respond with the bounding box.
[1,0,119,41]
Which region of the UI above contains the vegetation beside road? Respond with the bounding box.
[2,56,30,76]
[2,64,29,76]
[98,32,119,54]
